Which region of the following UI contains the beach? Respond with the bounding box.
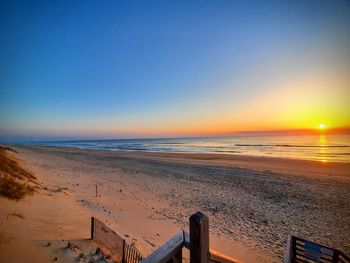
[1,145,349,262]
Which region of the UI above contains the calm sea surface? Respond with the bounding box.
[28,134,350,163]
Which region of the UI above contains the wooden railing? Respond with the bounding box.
[284,235,350,263]
[140,231,184,263]
[92,212,349,263]
[141,212,242,263]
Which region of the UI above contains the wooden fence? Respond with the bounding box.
[284,235,350,263]
[141,212,349,263]
[91,213,349,263]
[91,217,142,263]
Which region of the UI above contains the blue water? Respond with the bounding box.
[27,134,350,163]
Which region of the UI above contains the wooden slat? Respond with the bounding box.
[125,245,129,263]
[134,248,137,263]
[133,247,138,262]
[295,253,315,263]
[339,252,350,263]
[140,231,184,263]
[295,246,333,263]
[133,251,136,262]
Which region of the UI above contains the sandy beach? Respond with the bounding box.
[1,145,349,262]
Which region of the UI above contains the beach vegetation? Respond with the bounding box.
[0,147,38,200]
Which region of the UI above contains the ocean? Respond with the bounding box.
[27,134,350,163]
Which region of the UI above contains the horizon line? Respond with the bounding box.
[2,126,350,144]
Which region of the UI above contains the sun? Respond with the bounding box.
[319,123,326,130]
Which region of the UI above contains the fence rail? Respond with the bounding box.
[91,217,142,263]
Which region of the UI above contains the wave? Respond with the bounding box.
[25,135,350,163]
[215,150,242,153]
[158,142,185,145]
[235,144,350,148]
[317,152,350,156]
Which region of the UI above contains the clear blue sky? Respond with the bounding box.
[1,1,349,141]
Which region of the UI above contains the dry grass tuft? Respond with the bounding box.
[0,147,38,200]
[0,148,36,182]
[0,174,36,200]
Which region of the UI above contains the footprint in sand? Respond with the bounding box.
[144,239,156,247]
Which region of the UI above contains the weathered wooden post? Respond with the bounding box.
[122,239,126,263]
[284,235,294,263]
[91,217,95,239]
[190,212,209,263]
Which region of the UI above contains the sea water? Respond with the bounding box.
[28,134,350,163]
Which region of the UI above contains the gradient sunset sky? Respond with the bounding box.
[1,1,350,141]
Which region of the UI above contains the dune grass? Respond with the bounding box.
[0,146,38,200]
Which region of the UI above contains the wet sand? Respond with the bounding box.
[1,145,349,262]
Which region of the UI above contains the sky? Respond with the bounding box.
[1,0,350,141]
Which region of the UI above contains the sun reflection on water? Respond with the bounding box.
[318,134,328,163]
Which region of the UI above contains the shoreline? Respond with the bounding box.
[15,143,350,164]
[1,145,349,262]
[14,145,350,177]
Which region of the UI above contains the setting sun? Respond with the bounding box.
[319,123,327,130]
